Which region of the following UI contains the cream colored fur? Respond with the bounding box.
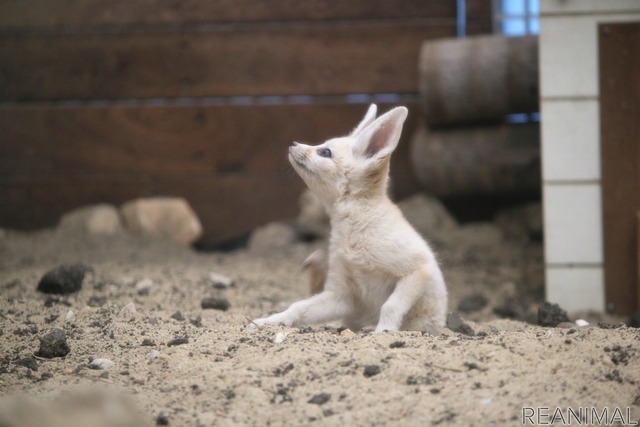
[253,105,448,334]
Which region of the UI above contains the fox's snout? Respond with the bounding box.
[288,143,309,171]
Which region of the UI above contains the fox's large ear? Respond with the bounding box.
[353,106,408,159]
[350,104,377,136]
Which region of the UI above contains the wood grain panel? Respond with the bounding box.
[0,102,420,244]
[599,22,640,315]
[0,1,456,29]
[0,24,453,101]
[0,103,416,175]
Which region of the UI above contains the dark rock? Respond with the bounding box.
[598,322,624,329]
[363,365,381,378]
[155,413,170,425]
[170,311,185,321]
[446,312,475,336]
[537,302,570,327]
[37,263,92,295]
[457,292,488,313]
[628,310,640,328]
[308,393,331,405]
[141,338,156,346]
[16,356,38,371]
[201,296,230,311]
[273,363,294,377]
[189,315,203,327]
[389,341,406,349]
[36,329,70,358]
[167,337,188,347]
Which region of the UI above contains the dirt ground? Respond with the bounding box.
[0,195,638,426]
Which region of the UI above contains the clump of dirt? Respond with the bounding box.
[537,302,571,327]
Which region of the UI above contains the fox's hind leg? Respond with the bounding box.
[375,266,447,333]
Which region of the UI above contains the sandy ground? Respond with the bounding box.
[0,196,638,426]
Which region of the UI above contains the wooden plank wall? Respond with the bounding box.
[599,22,640,316]
[0,1,492,246]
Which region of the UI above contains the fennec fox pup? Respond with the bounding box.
[254,105,447,334]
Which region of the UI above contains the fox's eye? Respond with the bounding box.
[317,148,332,158]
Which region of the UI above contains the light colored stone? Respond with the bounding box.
[121,302,137,315]
[575,319,590,328]
[209,272,234,289]
[89,358,115,370]
[273,332,289,344]
[339,328,355,337]
[58,204,122,236]
[398,193,457,241]
[120,197,202,245]
[296,190,330,238]
[135,278,153,295]
[146,350,161,361]
[248,222,296,254]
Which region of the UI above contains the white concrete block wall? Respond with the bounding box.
[539,0,640,312]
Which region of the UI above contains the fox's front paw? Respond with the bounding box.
[252,313,293,328]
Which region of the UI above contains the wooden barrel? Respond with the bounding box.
[410,123,540,197]
[419,35,538,126]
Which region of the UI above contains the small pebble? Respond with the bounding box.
[121,302,136,315]
[65,310,75,321]
[16,357,38,371]
[89,358,115,370]
[363,365,381,378]
[557,322,577,329]
[189,315,203,327]
[274,332,288,344]
[308,393,331,405]
[209,272,235,289]
[339,329,355,337]
[156,413,170,426]
[37,263,92,295]
[170,311,185,321]
[167,337,189,347]
[446,312,475,336]
[146,350,161,361]
[201,296,230,311]
[135,278,153,295]
[36,329,70,359]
